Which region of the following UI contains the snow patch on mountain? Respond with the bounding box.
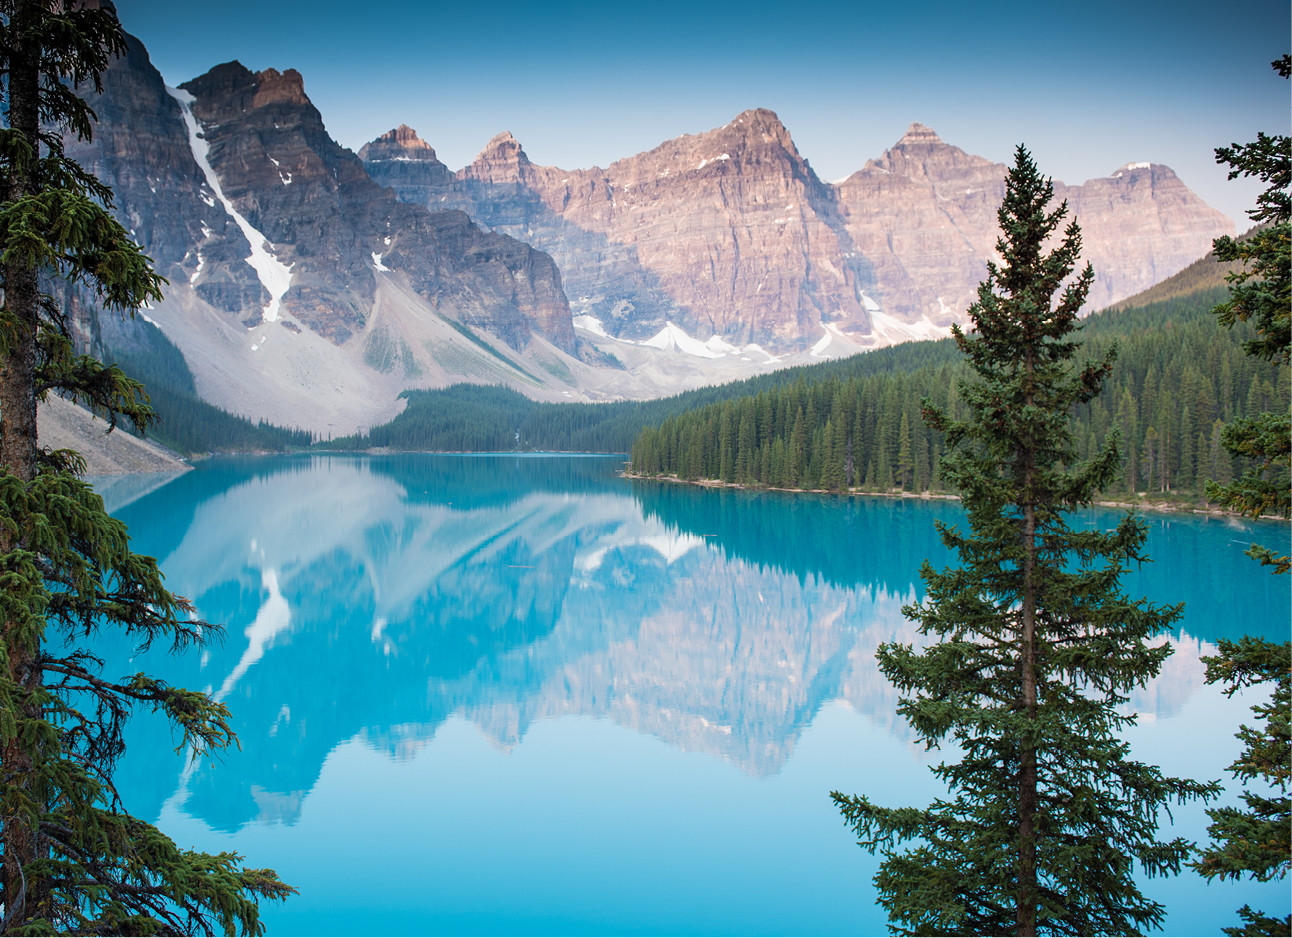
[643,323,725,358]
[575,316,788,365]
[572,314,610,338]
[864,308,952,346]
[167,85,294,324]
[809,326,834,357]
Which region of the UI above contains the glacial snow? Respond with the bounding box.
[574,316,785,363]
[167,86,294,324]
[809,327,834,357]
[865,308,952,345]
[643,322,724,358]
[572,314,610,338]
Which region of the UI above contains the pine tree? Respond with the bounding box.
[0,2,292,932]
[1193,55,1291,937]
[1192,638,1290,937]
[896,410,913,491]
[1205,54,1290,572]
[831,147,1215,936]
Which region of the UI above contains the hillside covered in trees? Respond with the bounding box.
[103,315,314,454]
[628,285,1289,502]
[329,337,967,453]
[110,247,1283,502]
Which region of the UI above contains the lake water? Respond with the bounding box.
[88,454,1289,936]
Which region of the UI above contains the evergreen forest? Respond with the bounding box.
[105,251,1286,516]
[628,285,1289,503]
[101,314,314,453]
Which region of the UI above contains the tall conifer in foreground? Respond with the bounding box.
[1192,55,1291,937]
[831,147,1216,936]
[1204,54,1291,572]
[1,1,292,931]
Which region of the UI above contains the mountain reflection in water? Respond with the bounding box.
[91,454,1290,936]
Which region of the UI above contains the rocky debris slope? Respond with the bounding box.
[65,34,589,435]
[37,396,189,475]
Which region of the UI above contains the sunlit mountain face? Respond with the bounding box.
[86,456,1290,935]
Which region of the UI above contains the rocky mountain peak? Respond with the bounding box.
[482,130,526,160]
[178,60,256,112]
[358,124,440,163]
[1110,161,1162,178]
[856,121,992,183]
[897,122,944,146]
[251,67,309,108]
[461,130,532,185]
[726,107,793,144]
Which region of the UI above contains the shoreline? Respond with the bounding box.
[621,470,1289,523]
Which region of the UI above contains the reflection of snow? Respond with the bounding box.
[214,568,291,702]
[576,530,707,574]
[1124,631,1210,722]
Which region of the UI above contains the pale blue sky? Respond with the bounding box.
[112,0,1289,227]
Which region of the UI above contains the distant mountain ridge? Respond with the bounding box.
[364,114,1232,354]
[65,20,1233,438]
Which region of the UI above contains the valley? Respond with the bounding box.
[63,26,1232,441]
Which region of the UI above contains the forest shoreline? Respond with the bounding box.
[621,470,1290,523]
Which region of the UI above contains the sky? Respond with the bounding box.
[111,0,1289,228]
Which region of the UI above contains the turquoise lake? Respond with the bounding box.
[87,454,1290,936]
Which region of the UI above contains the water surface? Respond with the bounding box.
[91,455,1290,935]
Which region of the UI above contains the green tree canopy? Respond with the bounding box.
[831,147,1216,936]
[1193,54,1291,938]
[1193,637,1291,937]
[0,1,292,931]
[1205,54,1291,573]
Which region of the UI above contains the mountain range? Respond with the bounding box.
[66,23,1233,436]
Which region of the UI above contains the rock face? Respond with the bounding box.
[368,109,871,347]
[1056,162,1234,309]
[368,116,1233,350]
[65,34,258,309]
[173,61,572,350]
[65,34,588,433]
[833,125,1236,321]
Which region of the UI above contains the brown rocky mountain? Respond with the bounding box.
[174,61,573,351]
[834,123,1236,320]
[367,109,871,348]
[68,36,587,435]
[366,114,1233,352]
[65,25,1234,438]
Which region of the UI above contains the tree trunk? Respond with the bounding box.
[1017,353,1039,936]
[1,7,45,922]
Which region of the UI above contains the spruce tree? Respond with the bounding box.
[1,2,292,932]
[1192,637,1290,937]
[1193,55,1291,936]
[1204,54,1290,572]
[831,147,1215,936]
